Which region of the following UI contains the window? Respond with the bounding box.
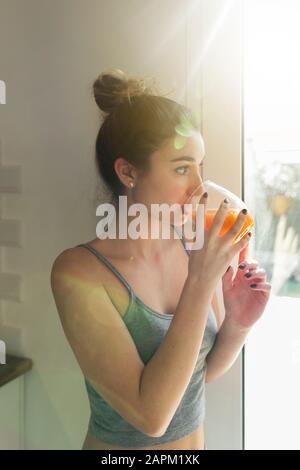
[243,0,300,449]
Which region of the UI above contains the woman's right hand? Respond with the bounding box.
[187,192,252,292]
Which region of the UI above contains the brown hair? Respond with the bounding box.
[92,68,200,203]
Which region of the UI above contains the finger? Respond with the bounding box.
[243,268,267,282]
[246,268,267,277]
[223,208,249,244]
[191,191,208,237]
[247,258,259,264]
[231,231,252,257]
[198,191,208,232]
[238,260,259,272]
[249,282,272,292]
[236,265,264,280]
[222,265,234,293]
[208,198,230,239]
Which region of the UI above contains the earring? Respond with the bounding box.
[129,181,135,188]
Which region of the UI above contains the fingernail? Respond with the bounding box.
[203,192,208,198]
[226,266,231,272]
[239,263,246,270]
[250,283,257,288]
[245,272,252,278]
[248,232,252,237]
[224,198,229,204]
[242,208,247,215]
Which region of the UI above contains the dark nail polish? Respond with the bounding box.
[203,192,208,198]
[248,232,252,237]
[250,283,257,288]
[224,198,229,204]
[242,208,247,215]
[245,272,252,278]
[239,263,246,270]
[226,266,231,272]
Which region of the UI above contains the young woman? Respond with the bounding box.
[51,69,271,450]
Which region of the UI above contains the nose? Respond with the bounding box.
[188,175,204,200]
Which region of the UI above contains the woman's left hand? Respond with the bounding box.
[222,260,272,330]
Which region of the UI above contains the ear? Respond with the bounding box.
[114,157,137,185]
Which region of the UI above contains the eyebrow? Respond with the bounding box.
[170,155,206,163]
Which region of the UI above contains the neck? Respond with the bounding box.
[104,198,176,261]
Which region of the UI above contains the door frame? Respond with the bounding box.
[185,0,245,449]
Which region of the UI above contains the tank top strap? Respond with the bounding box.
[76,243,134,296]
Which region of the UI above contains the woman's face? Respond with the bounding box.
[136,131,206,210]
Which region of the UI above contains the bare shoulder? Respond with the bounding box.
[50,240,130,320]
[51,241,107,282]
[50,245,103,316]
[51,242,95,267]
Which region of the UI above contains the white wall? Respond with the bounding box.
[0,0,200,450]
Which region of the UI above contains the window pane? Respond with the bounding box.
[244,0,300,449]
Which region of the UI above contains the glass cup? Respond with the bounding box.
[175,179,254,293]
[182,179,254,244]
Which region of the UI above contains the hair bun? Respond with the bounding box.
[93,68,158,114]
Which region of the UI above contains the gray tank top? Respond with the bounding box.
[76,233,218,448]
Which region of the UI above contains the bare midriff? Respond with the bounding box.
[81,423,205,450]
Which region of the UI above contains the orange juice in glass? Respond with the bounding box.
[198,209,254,243]
[187,180,254,245]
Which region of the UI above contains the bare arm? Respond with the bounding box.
[139,276,214,436]
[211,286,224,331]
[205,318,250,383]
